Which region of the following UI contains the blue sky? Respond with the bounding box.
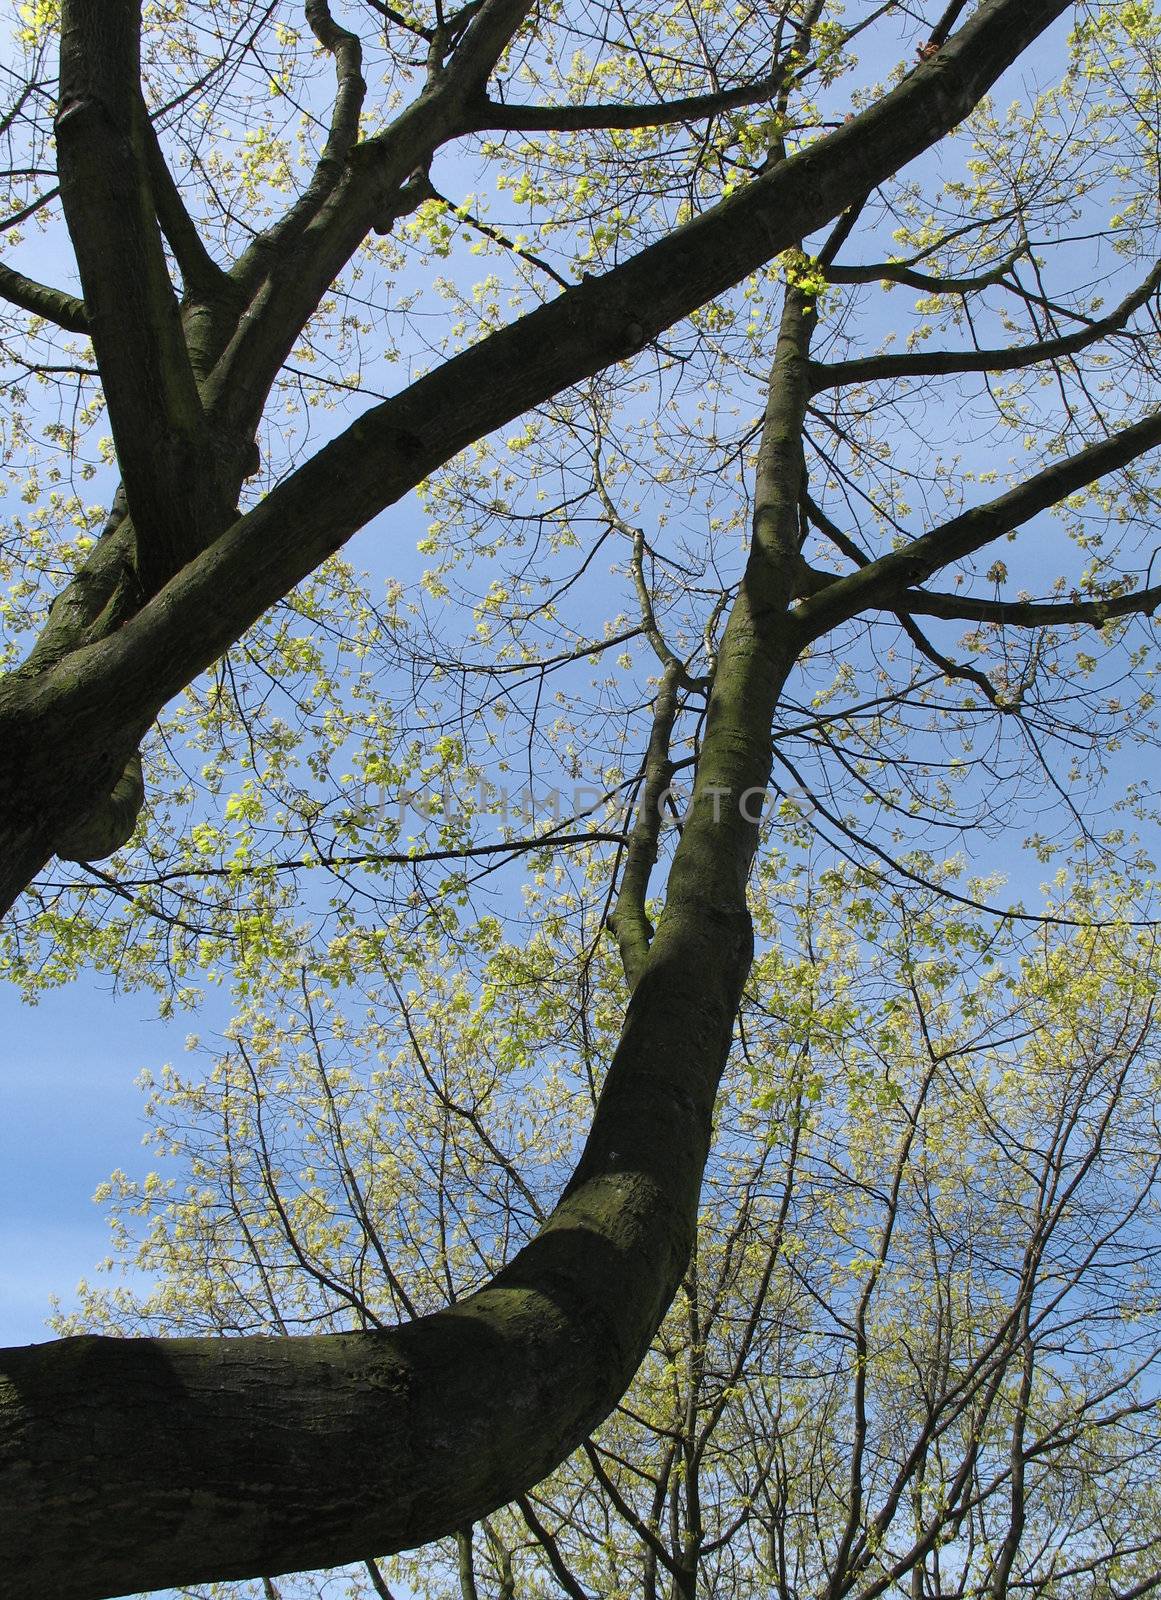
[0,976,197,1344]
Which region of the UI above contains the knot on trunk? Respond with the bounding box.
[55,752,145,863]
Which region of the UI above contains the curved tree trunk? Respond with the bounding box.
[0,275,823,1600]
[1,631,793,1597]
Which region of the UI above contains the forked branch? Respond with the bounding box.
[810,258,1161,391]
[791,413,1161,643]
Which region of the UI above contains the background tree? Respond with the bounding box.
[60,860,1161,1600]
[2,0,1161,1593]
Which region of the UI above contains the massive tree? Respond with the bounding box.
[2,0,1161,1593]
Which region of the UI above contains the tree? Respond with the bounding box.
[2,0,1161,1592]
[59,863,1161,1600]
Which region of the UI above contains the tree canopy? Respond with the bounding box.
[2,0,1161,1594]
[60,866,1161,1600]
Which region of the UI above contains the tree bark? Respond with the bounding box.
[0,649,781,1594]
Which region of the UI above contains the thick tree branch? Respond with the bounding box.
[898,582,1161,627]
[55,0,218,589]
[54,751,145,862]
[822,236,1025,296]
[791,412,1161,642]
[608,658,682,990]
[2,918,742,1595]
[0,257,88,332]
[141,111,233,303]
[749,288,817,617]
[469,66,792,133]
[305,0,366,171]
[231,0,368,262]
[810,258,1161,390]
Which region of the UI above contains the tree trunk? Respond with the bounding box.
[1,839,758,1595]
